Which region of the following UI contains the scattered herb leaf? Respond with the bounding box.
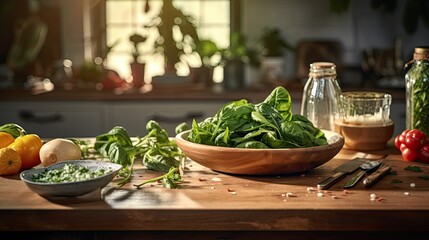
[391,179,403,184]
[77,121,185,188]
[418,175,429,180]
[389,171,398,175]
[404,166,422,172]
[133,167,181,189]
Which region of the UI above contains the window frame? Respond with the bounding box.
[87,0,240,82]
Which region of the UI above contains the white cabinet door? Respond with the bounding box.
[0,101,108,138]
[109,101,227,136]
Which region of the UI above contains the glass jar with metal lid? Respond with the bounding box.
[405,47,429,135]
[300,62,342,131]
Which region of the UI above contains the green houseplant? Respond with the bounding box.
[191,39,221,86]
[257,27,294,85]
[129,33,147,87]
[258,27,294,58]
[146,0,199,76]
[220,32,259,89]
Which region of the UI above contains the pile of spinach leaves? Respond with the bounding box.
[188,86,328,148]
[92,120,185,188]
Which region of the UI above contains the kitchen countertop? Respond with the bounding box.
[1,143,428,239]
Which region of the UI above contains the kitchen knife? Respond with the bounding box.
[363,165,392,188]
[317,158,366,190]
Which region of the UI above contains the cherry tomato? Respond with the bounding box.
[400,143,408,152]
[406,129,426,140]
[420,144,429,164]
[398,134,407,145]
[405,136,424,150]
[402,147,419,162]
[394,135,402,149]
[401,129,411,137]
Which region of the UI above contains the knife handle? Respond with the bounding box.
[343,170,366,189]
[317,172,347,190]
[363,165,392,188]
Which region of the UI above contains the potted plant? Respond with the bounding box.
[129,33,147,87]
[191,39,221,86]
[220,32,259,89]
[258,27,294,84]
[146,0,199,79]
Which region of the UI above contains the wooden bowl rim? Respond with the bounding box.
[175,129,344,153]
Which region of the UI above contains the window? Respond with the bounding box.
[104,0,230,83]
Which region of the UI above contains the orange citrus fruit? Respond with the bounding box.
[0,147,22,175]
[0,132,15,148]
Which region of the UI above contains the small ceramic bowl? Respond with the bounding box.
[20,160,122,197]
[175,130,344,175]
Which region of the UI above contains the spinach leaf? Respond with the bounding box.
[94,126,133,151]
[108,142,132,166]
[0,123,27,138]
[143,148,180,172]
[261,131,300,148]
[92,121,184,187]
[134,167,181,189]
[214,127,231,146]
[236,140,269,149]
[252,103,284,138]
[281,122,315,147]
[188,86,328,149]
[94,126,135,186]
[175,122,189,135]
[215,100,254,131]
[263,86,293,121]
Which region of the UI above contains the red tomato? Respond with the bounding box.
[406,129,427,140]
[400,143,408,152]
[401,129,411,137]
[398,134,407,145]
[394,135,402,149]
[420,144,429,164]
[405,136,424,150]
[402,148,419,162]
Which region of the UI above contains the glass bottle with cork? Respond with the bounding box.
[405,47,429,136]
[301,62,341,131]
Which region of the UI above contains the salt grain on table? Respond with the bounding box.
[211,177,222,182]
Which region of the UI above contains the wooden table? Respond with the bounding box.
[1,144,429,240]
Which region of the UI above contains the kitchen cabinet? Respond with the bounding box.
[0,100,229,138]
[0,101,109,138]
[109,101,227,136]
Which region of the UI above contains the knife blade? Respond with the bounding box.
[317,158,366,190]
[363,165,392,188]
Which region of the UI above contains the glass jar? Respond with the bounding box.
[301,62,341,131]
[337,91,392,125]
[405,47,429,136]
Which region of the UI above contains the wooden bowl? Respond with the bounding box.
[175,130,344,175]
[334,121,394,151]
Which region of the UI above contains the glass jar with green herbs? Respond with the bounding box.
[405,47,429,135]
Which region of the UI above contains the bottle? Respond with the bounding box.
[301,62,341,131]
[405,47,429,135]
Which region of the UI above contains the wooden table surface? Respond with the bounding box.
[1,144,429,239]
